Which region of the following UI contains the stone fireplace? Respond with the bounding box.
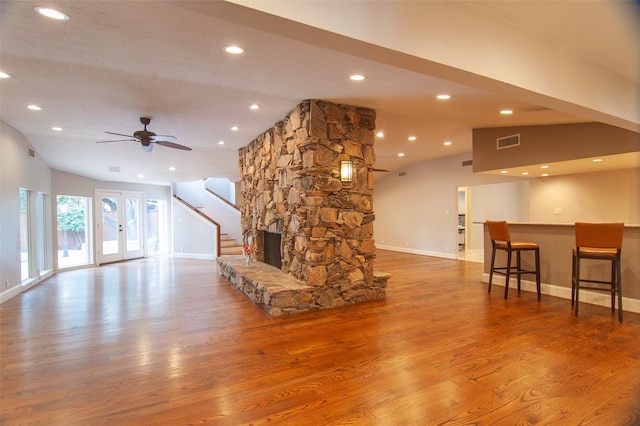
[235,99,387,310]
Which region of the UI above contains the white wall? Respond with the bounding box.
[374,152,639,260]
[204,177,237,205]
[1,121,52,297]
[529,168,639,224]
[374,153,526,258]
[53,169,171,200]
[175,180,205,208]
[467,181,529,251]
[171,199,217,260]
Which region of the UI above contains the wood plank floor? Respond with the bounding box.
[1,250,639,425]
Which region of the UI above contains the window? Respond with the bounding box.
[57,195,92,268]
[36,193,49,274]
[19,188,30,281]
[146,199,167,255]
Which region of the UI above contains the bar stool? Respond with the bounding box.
[487,221,541,300]
[572,222,624,322]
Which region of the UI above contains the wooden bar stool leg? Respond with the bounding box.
[617,258,623,323]
[516,251,522,293]
[535,248,541,300]
[504,250,511,299]
[571,253,576,307]
[488,246,496,294]
[610,260,616,311]
[574,256,580,317]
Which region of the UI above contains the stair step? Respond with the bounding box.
[221,246,244,255]
[221,239,240,247]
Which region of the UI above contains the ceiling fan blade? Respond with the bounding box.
[105,131,135,138]
[155,141,192,151]
[151,134,177,142]
[96,139,137,143]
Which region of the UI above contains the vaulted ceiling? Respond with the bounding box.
[1,1,638,184]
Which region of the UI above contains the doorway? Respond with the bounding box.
[95,190,144,264]
[457,187,469,256]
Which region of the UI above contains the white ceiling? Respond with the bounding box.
[1,1,638,185]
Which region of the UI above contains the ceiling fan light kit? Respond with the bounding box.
[97,117,192,151]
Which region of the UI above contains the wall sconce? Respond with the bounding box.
[340,160,353,183]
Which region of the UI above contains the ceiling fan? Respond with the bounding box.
[97,117,192,152]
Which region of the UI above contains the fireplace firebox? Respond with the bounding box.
[263,231,282,269]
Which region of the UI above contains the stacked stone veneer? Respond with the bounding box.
[237,99,386,310]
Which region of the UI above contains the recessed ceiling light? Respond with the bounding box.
[522,172,529,175]
[443,141,452,146]
[437,94,451,100]
[51,127,63,131]
[249,104,260,110]
[27,105,42,111]
[500,109,513,115]
[218,141,225,145]
[375,131,384,138]
[231,126,239,131]
[223,45,244,54]
[593,158,603,162]
[350,74,366,81]
[541,173,549,177]
[137,174,145,179]
[408,136,417,141]
[540,165,549,169]
[398,153,405,157]
[34,7,69,20]
[168,166,176,171]
[500,170,508,174]
[0,71,12,79]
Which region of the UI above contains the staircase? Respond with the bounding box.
[220,233,243,255]
[173,194,243,257]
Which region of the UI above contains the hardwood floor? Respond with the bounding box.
[1,251,639,425]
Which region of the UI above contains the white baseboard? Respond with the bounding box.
[482,273,640,314]
[0,284,24,304]
[172,253,216,261]
[375,244,457,259]
[0,270,55,304]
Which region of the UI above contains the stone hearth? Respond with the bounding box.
[217,256,314,316]
[217,255,390,316]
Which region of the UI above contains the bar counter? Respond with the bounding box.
[482,223,640,313]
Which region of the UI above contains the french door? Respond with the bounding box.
[95,190,144,264]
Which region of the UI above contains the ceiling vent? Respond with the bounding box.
[497,134,520,150]
[108,166,121,173]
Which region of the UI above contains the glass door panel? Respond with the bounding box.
[101,196,119,256]
[124,196,143,259]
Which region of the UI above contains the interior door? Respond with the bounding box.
[96,190,144,264]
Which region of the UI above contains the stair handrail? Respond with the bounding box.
[205,187,239,211]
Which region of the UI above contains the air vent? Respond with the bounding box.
[497,134,520,150]
[28,148,36,158]
[461,160,472,167]
[398,171,407,177]
[108,166,121,173]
